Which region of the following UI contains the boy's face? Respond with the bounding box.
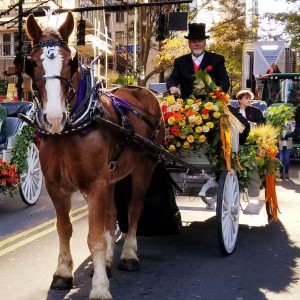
[188,39,206,57]
[239,95,252,108]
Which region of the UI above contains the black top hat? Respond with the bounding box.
[184,23,210,39]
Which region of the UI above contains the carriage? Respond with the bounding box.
[0,101,43,205]
[12,11,279,300]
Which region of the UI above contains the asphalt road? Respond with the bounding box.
[0,161,300,300]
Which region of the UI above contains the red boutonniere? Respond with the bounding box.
[206,65,214,71]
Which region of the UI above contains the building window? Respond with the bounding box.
[115,31,124,46]
[116,12,124,23]
[1,33,13,56]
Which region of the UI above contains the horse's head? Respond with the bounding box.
[25,12,79,133]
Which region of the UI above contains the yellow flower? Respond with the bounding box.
[179,119,186,126]
[199,135,206,143]
[213,111,221,118]
[168,117,176,125]
[204,102,214,110]
[177,98,184,105]
[195,126,203,133]
[183,141,190,149]
[187,135,194,143]
[202,114,209,119]
[195,115,203,125]
[186,98,195,105]
[206,122,214,128]
[165,95,176,104]
[168,145,176,152]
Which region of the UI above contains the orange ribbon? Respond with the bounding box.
[265,172,280,221]
[220,116,232,172]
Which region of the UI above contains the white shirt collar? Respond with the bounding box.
[192,53,204,66]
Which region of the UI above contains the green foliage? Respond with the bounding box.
[265,104,296,134]
[12,125,35,175]
[114,74,137,86]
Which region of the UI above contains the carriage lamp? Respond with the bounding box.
[77,19,86,46]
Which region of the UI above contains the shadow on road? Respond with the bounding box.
[45,216,300,300]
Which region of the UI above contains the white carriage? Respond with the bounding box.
[0,102,43,205]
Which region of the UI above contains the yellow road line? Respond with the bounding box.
[0,206,88,256]
[0,204,88,248]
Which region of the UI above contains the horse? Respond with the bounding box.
[25,12,165,300]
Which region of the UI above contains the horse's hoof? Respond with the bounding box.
[50,275,73,290]
[89,267,112,278]
[118,259,140,271]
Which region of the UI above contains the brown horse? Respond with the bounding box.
[25,12,165,300]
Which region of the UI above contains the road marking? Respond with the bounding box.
[0,205,88,256]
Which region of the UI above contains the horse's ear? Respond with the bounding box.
[58,12,74,42]
[25,14,42,42]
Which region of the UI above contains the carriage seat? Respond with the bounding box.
[0,117,21,151]
[0,101,33,117]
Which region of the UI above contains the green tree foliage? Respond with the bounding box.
[262,0,300,71]
[208,1,253,95]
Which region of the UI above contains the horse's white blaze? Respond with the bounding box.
[41,46,65,132]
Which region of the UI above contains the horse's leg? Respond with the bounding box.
[104,184,117,277]
[118,163,153,271]
[88,182,112,300]
[49,190,74,290]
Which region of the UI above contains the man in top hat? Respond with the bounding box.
[166,23,230,99]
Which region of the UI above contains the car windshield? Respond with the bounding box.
[262,73,300,106]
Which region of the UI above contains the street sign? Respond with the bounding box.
[0,80,8,96]
[116,45,140,53]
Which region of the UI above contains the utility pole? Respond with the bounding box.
[15,0,24,101]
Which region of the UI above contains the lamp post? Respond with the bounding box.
[15,0,24,101]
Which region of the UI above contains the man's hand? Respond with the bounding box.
[169,86,181,97]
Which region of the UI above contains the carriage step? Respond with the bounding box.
[242,199,265,215]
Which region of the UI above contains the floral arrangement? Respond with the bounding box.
[241,125,281,220]
[160,68,243,158]
[160,94,223,155]
[0,159,19,196]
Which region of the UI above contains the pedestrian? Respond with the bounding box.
[266,63,281,74]
[278,121,294,179]
[236,89,266,127]
[166,23,230,100]
[0,104,7,144]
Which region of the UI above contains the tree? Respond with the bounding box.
[208,0,253,95]
[262,0,300,70]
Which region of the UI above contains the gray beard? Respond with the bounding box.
[192,50,204,57]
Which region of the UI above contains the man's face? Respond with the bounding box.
[188,39,206,56]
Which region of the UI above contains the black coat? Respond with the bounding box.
[228,105,250,145]
[166,51,230,99]
[236,106,266,125]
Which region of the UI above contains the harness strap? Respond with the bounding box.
[103,91,160,135]
[108,96,135,171]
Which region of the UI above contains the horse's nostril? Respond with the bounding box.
[43,113,51,127]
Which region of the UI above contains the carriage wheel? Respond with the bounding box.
[216,169,240,256]
[19,143,43,206]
